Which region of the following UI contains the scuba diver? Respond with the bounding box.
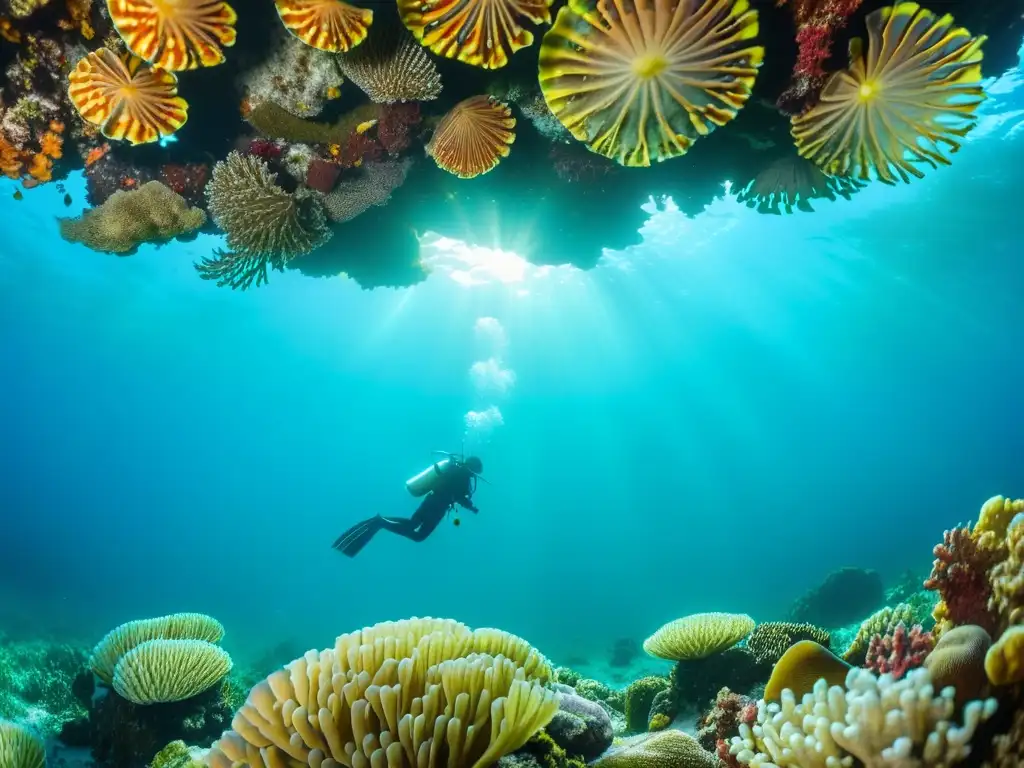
[332,454,483,558]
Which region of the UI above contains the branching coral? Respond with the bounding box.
[643,613,754,661]
[58,180,206,254]
[730,668,998,768]
[925,526,1002,635]
[323,157,411,223]
[538,0,763,167]
[747,622,831,666]
[337,20,442,102]
[864,622,933,680]
[206,151,331,260]
[204,617,558,768]
[843,604,916,664]
[195,249,285,291]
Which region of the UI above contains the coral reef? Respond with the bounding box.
[0,638,88,735]
[842,602,917,664]
[239,32,342,118]
[58,181,206,254]
[695,687,757,761]
[788,567,885,628]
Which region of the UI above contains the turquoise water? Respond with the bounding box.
[1,52,1022,678]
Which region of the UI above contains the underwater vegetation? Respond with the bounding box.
[0,0,1022,289]
[1,494,1023,768]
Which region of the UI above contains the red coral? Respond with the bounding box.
[247,139,282,160]
[306,158,342,194]
[696,687,757,754]
[377,102,421,156]
[924,527,1000,633]
[338,131,382,169]
[777,0,864,115]
[159,162,209,208]
[865,622,933,679]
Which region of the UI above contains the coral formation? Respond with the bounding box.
[323,157,411,223]
[0,720,45,768]
[985,624,1024,686]
[747,622,830,666]
[206,151,331,260]
[763,640,850,701]
[337,20,442,103]
[426,95,515,178]
[240,32,344,118]
[546,688,614,761]
[594,730,719,768]
[112,640,233,705]
[695,687,757,759]
[864,622,934,680]
[643,613,754,661]
[58,181,206,254]
[923,624,991,707]
[205,617,557,768]
[842,603,916,664]
[624,676,669,733]
[730,668,998,767]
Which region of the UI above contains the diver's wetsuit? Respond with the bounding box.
[333,464,478,557]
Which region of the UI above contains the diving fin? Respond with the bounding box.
[332,516,383,558]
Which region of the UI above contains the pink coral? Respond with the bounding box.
[924,527,1000,634]
[338,131,381,169]
[865,622,933,679]
[246,138,282,161]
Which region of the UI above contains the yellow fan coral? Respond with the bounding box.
[398,0,553,69]
[89,612,225,685]
[538,0,763,167]
[275,0,373,53]
[113,639,233,705]
[642,612,754,661]
[791,2,987,185]
[107,0,238,70]
[204,617,558,768]
[426,95,516,178]
[0,721,45,768]
[68,48,188,146]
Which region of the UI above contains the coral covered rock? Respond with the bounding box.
[594,730,718,768]
[624,676,669,733]
[59,181,206,254]
[546,688,614,761]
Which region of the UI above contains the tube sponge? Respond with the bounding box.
[0,721,45,768]
[205,617,558,768]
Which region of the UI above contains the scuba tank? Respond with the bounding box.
[405,458,455,497]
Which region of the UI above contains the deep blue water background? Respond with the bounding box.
[1,57,1022,677]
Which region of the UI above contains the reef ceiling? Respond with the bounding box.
[0,0,1020,290]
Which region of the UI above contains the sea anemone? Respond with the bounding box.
[274,0,373,53]
[538,0,763,167]
[397,0,553,69]
[426,95,515,178]
[790,2,987,185]
[107,0,238,70]
[68,49,188,146]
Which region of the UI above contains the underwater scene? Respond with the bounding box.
[2,0,1024,768]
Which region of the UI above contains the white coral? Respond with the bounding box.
[730,668,997,768]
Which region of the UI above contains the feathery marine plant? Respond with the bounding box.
[205,151,332,261]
